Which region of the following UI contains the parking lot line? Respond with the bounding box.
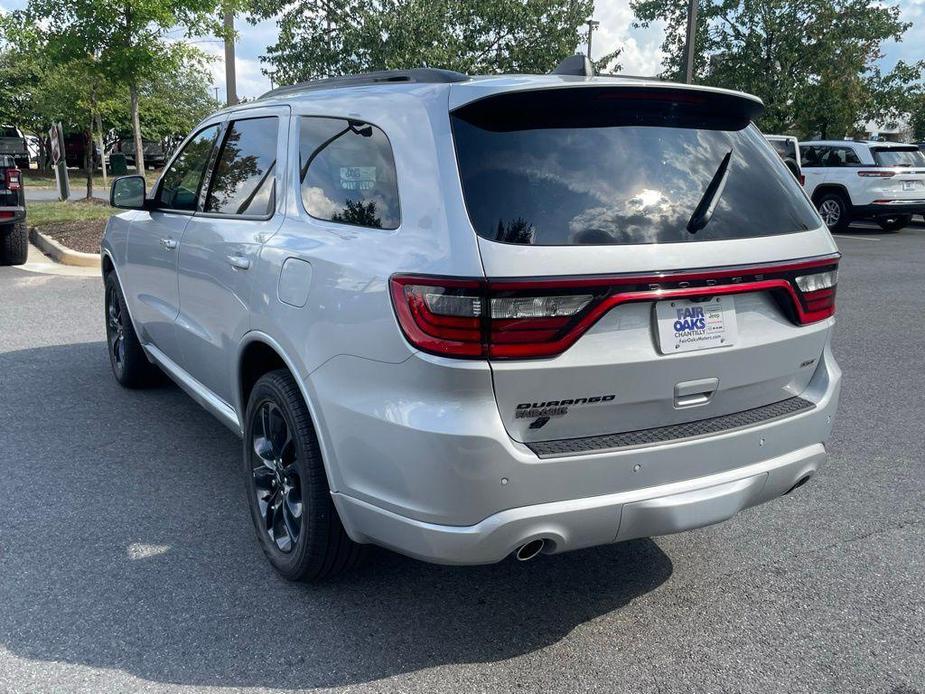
[832,235,881,241]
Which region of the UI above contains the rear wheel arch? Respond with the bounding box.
[236,333,345,495]
[811,184,852,207]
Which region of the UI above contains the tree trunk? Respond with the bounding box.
[94,110,107,188]
[130,83,145,173]
[38,136,50,173]
[84,127,93,200]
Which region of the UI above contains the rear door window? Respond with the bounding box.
[451,88,819,246]
[299,117,400,229]
[204,116,279,216]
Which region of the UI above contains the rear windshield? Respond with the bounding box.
[872,147,925,167]
[0,127,20,138]
[768,138,796,160]
[451,88,820,245]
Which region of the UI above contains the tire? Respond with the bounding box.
[0,222,28,266]
[104,272,163,388]
[243,369,365,581]
[815,192,850,232]
[877,215,912,232]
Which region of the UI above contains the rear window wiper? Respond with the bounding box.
[687,149,733,234]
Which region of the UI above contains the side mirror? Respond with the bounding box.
[110,175,146,209]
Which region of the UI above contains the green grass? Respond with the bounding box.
[23,167,162,190]
[27,199,114,228]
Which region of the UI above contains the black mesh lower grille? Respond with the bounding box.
[527,396,815,458]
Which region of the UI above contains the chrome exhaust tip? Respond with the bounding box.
[515,539,546,562]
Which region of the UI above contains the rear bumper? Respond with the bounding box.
[854,201,925,217]
[333,442,825,565]
[319,342,841,565]
[0,205,26,224]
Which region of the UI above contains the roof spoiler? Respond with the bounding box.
[259,68,469,100]
[551,54,594,77]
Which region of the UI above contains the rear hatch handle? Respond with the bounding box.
[674,378,719,408]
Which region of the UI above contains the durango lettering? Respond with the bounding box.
[517,394,615,409]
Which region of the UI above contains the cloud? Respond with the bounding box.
[590,1,667,76]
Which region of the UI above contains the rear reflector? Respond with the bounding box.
[390,254,840,359]
[0,211,13,218]
[858,171,895,178]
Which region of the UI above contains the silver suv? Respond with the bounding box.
[103,67,842,581]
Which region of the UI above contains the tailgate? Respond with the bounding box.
[448,84,839,447]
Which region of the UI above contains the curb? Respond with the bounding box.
[29,227,100,268]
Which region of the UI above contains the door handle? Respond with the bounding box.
[226,255,251,270]
[160,238,177,250]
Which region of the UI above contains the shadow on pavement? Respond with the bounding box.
[0,342,673,690]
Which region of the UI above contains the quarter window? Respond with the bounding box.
[156,125,220,211]
[299,117,400,229]
[204,117,279,216]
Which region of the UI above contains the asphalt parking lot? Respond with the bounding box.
[1,225,923,694]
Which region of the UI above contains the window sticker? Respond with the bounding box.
[340,166,377,191]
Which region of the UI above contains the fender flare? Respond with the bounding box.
[235,330,344,492]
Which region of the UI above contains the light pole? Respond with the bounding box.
[224,9,238,106]
[586,19,600,59]
[683,0,698,83]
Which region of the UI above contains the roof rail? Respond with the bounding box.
[551,54,594,77]
[258,68,469,100]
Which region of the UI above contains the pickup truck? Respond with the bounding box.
[0,126,30,169]
[0,154,27,265]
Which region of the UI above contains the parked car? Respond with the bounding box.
[103,65,842,581]
[0,126,30,169]
[0,154,27,265]
[764,134,803,183]
[64,133,101,168]
[111,138,167,168]
[800,140,925,231]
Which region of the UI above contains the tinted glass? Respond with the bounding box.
[820,147,861,166]
[801,146,825,167]
[452,88,819,246]
[1,127,20,138]
[156,125,219,210]
[768,138,796,160]
[873,147,925,167]
[205,117,278,216]
[299,117,400,229]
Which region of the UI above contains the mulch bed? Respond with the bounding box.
[39,219,107,254]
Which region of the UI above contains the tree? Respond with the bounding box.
[7,0,227,173]
[109,52,221,149]
[911,95,925,142]
[250,0,601,85]
[631,0,924,138]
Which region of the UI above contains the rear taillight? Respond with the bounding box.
[390,255,839,360]
[799,174,806,186]
[4,167,21,191]
[858,170,894,178]
[793,269,838,321]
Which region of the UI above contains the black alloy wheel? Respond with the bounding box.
[250,400,303,553]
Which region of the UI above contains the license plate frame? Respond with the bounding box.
[655,296,738,354]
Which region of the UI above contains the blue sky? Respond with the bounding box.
[2,0,923,99]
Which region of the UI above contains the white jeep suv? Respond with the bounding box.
[801,140,925,231]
